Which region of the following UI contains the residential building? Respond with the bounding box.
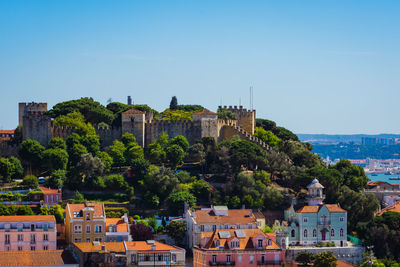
[125,240,186,266]
[0,250,78,267]
[106,214,130,242]
[193,228,285,267]
[39,187,62,206]
[0,130,14,142]
[65,203,106,244]
[0,215,56,251]
[185,205,258,249]
[284,179,348,247]
[70,241,126,267]
[376,201,400,215]
[364,181,400,206]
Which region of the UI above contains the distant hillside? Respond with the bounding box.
[297,134,400,144]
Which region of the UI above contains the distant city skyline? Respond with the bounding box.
[1,1,399,134]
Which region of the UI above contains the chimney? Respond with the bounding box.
[249,209,252,217]
[127,96,132,105]
[242,204,245,209]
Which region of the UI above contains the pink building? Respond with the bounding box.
[39,187,62,206]
[0,215,57,251]
[193,228,285,267]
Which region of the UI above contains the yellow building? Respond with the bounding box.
[65,203,106,244]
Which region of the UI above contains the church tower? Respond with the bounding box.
[307,178,325,206]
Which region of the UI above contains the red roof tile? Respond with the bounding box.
[67,203,104,218]
[122,108,145,114]
[106,218,128,233]
[0,250,76,266]
[193,109,217,116]
[193,209,256,224]
[0,215,55,222]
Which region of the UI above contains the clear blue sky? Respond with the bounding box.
[1,0,399,134]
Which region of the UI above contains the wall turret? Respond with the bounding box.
[219,105,255,134]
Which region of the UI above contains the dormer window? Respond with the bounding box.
[86,213,90,221]
[216,240,220,247]
[268,239,272,246]
[258,239,263,248]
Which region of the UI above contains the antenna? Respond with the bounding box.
[249,86,254,110]
[239,97,241,106]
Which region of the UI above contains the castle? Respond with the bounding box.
[19,102,271,150]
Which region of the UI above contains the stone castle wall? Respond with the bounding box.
[219,105,255,135]
[22,111,52,146]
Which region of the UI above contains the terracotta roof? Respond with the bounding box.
[193,109,217,116]
[73,242,125,253]
[376,201,400,216]
[287,260,356,267]
[0,250,76,266]
[253,211,265,219]
[0,130,14,134]
[202,229,281,250]
[193,209,256,224]
[296,206,320,213]
[325,204,346,213]
[106,218,129,233]
[125,241,183,252]
[39,186,60,194]
[0,215,55,222]
[122,108,145,114]
[67,203,104,218]
[296,204,346,213]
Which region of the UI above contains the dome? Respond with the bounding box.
[307,178,324,188]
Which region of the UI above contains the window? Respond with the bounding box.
[340,228,344,237]
[216,240,220,247]
[5,235,10,244]
[172,254,176,262]
[86,225,91,233]
[95,225,102,233]
[304,229,308,238]
[268,239,272,246]
[74,225,82,234]
[200,225,204,231]
[86,213,90,221]
[313,229,317,237]
[291,229,295,237]
[258,239,263,248]
[212,255,217,263]
[238,254,242,262]
[303,217,308,223]
[31,246,35,251]
[250,255,254,263]
[225,225,228,229]
[249,224,252,229]
[237,224,241,229]
[94,237,102,242]
[331,229,335,237]
[340,217,344,222]
[261,255,265,264]
[30,234,36,244]
[17,224,23,232]
[86,238,91,242]
[18,234,23,242]
[18,246,22,251]
[43,245,48,250]
[43,234,48,241]
[226,255,231,263]
[212,225,216,231]
[74,238,81,242]
[31,224,35,231]
[131,255,136,264]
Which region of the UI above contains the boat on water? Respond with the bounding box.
[389,177,400,180]
[371,173,378,176]
[385,172,393,175]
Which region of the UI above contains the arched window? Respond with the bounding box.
[268,239,272,246]
[291,229,295,237]
[281,238,286,248]
[304,229,308,238]
[331,229,335,237]
[313,229,317,237]
[216,240,220,247]
[340,228,344,237]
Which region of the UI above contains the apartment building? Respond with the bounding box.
[106,214,130,242]
[65,203,106,244]
[0,215,56,251]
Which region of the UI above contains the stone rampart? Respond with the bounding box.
[0,142,19,157]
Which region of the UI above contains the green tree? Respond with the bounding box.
[130,158,150,180]
[48,138,67,150]
[19,139,45,169]
[0,203,10,215]
[217,108,237,120]
[167,191,196,216]
[9,157,23,179]
[169,96,178,110]
[16,205,34,215]
[42,148,69,171]
[22,175,38,187]
[47,170,66,188]
[80,134,100,155]
[331,159,369,192]
[190,179,211,200]
[108,140,126,167]
[74,190,85,202]
[314,251,337,267]
[254,127,281,147]
[68,143,88,166]
[76,153,105,180]
[166,221,187,246]
[296,251,315,266]
[104,174,129,191]
[40,205,64,223]
[166,144,185,168]
[263,187,285,210]
[254,170,271,186]
[125,142,144,165]
[186,143,206,163]
[98,151,113,173]
[0,158,14,182]
[262,225,273,233]
[169,136,189,152]
[121,132,136,146]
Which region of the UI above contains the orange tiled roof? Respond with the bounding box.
[376,201,400,216]
[73,242,125,253]
[193,209,256,224]
[39,186,60,194]
[253,211,265,219]
[67,203,104,218]
[106,218,129,233]
[0,250,76,266]
[193,109,217,115]
[125,241,182,252]
[0,130,14,134]
[122,108,145,114]
[202,229,281,250]
[297,204,346,213]
[0,215,55,222]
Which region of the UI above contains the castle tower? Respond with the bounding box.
[192,109,219,140]
[121,108,145,147]
[220,105,255,135]
[20,102,51,145]
[307,178,325,206]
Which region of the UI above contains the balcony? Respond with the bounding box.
[318,220,331,226]
[209,261,236,266]
[257,260,284,265]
